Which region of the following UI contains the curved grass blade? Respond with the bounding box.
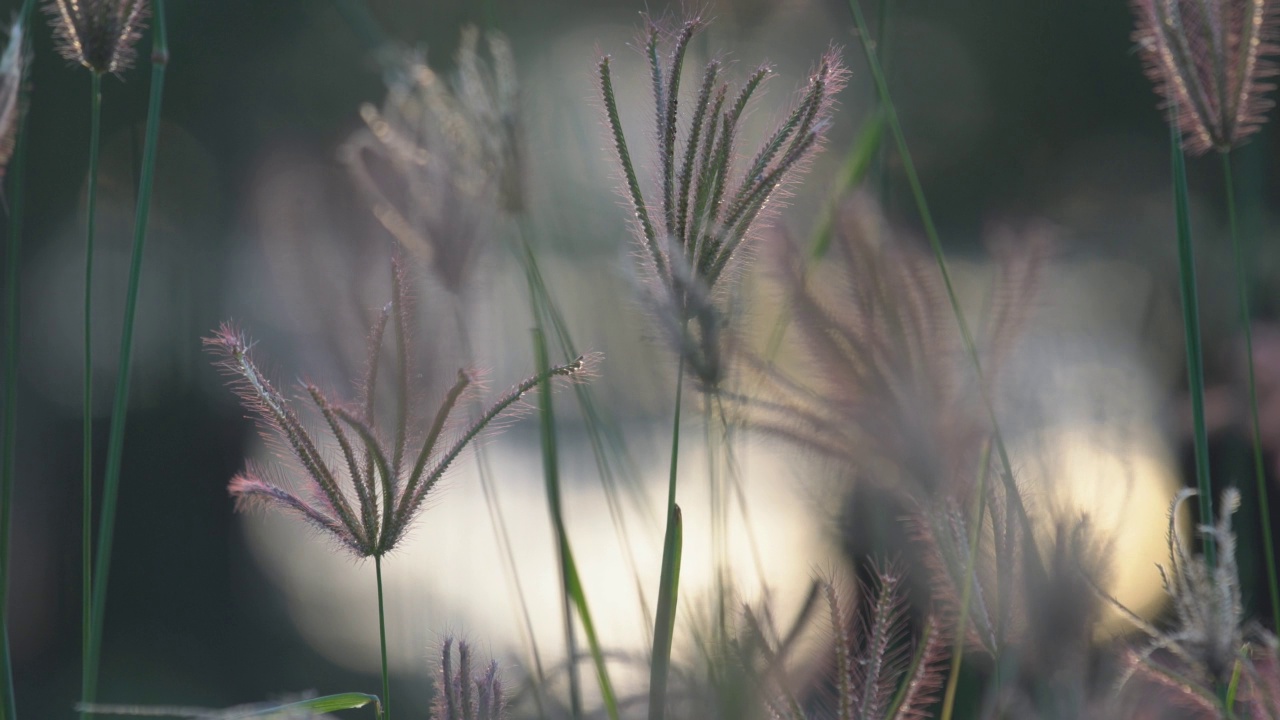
[76,693,381,719]
[84,2,168,713]
[648,504,683,720]
[1,4,35,718]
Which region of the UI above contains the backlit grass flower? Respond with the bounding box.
[433,638,505,720]
[205,261,592,558]
[45,0,147,75]
[599,15,846,385]
[342,26,521,294]
[1132,0,1280,154]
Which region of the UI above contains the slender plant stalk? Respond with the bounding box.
[649,351,685,720]
[531,323,582,720]
[0,3,35,716]
[532,325,622,717]
[81,71,103,719]
[940,443,992,720]
[705,393,727,639]
[452,306,550,720]
[1222,151,1278,628]
[83,3,168,712]
[1169,116,1215,568]
[847,0,1045,585]
[374,555,390,720]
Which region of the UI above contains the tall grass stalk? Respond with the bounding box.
[0,3,34,716]
[1169,115,1215,568]
[939,444,992,720]
[509,218,655,633]
[81,70,103,720]
[375,555,390,720]
[452,304,550,720]
[532,323,582,720]
[705,394,727,638]
[533,328,620,720]
[83,2,167,712]
[846,0,1044,585]
[1222,151,1279,628]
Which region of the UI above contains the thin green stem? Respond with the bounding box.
[1169,119,1215,568]
[0,5,35,718]
[532,323,582,720]
[940,443,992,720]
[846,0,1044,584]
[83,4,167,712]
[1223,151,1278,627]
[649,352,685,720]
[453,305,549,720]
[375,555,390,720]
[81,71,103,720]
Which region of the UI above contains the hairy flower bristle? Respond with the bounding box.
[205,261,595,558]
[599,15,846,386]
[434,638,505,720]
[45,0,148,75]
[1132,0,1280,154]
[342,26,522,293]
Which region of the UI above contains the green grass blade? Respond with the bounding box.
[648,504,683,720]
[225,694,382,719]
[1,5,35,718]
[84,5,168,713]
[846,0,1045,586]
[808,110,884,262]
[560,536,621,720]
[81,69,103,720]
[1168,117,1215,567]
[76,693,382,718]
[940,442,992,720]
[1222,151,1277,625]
[533,327,583,719]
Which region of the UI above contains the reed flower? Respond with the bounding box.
[599,15,846,385]
[1132,0,1280,154]
[433,637,505,720]
[45,0,147,75]
[205,261,592,558]
[342,26,521,294]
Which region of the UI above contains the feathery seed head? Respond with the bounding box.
[434,638,505,720]
[45,0,148,75]
[342,27,523,293]
[1110,488,1279,711]
[1132,0,1280,154]
[599,15,846,384]
[206,261,595,558]
[734,194,1047,500]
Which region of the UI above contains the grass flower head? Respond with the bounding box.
[45,0,147,75]
[599,15,846,385]
[1132,0,1280,154]
[343,26,522,294]
[205,261,593,558]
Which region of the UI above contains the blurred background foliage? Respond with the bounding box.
[7,0,1280,717]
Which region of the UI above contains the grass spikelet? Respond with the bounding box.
[45,0,147,75]
[1131,0,1280,154]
